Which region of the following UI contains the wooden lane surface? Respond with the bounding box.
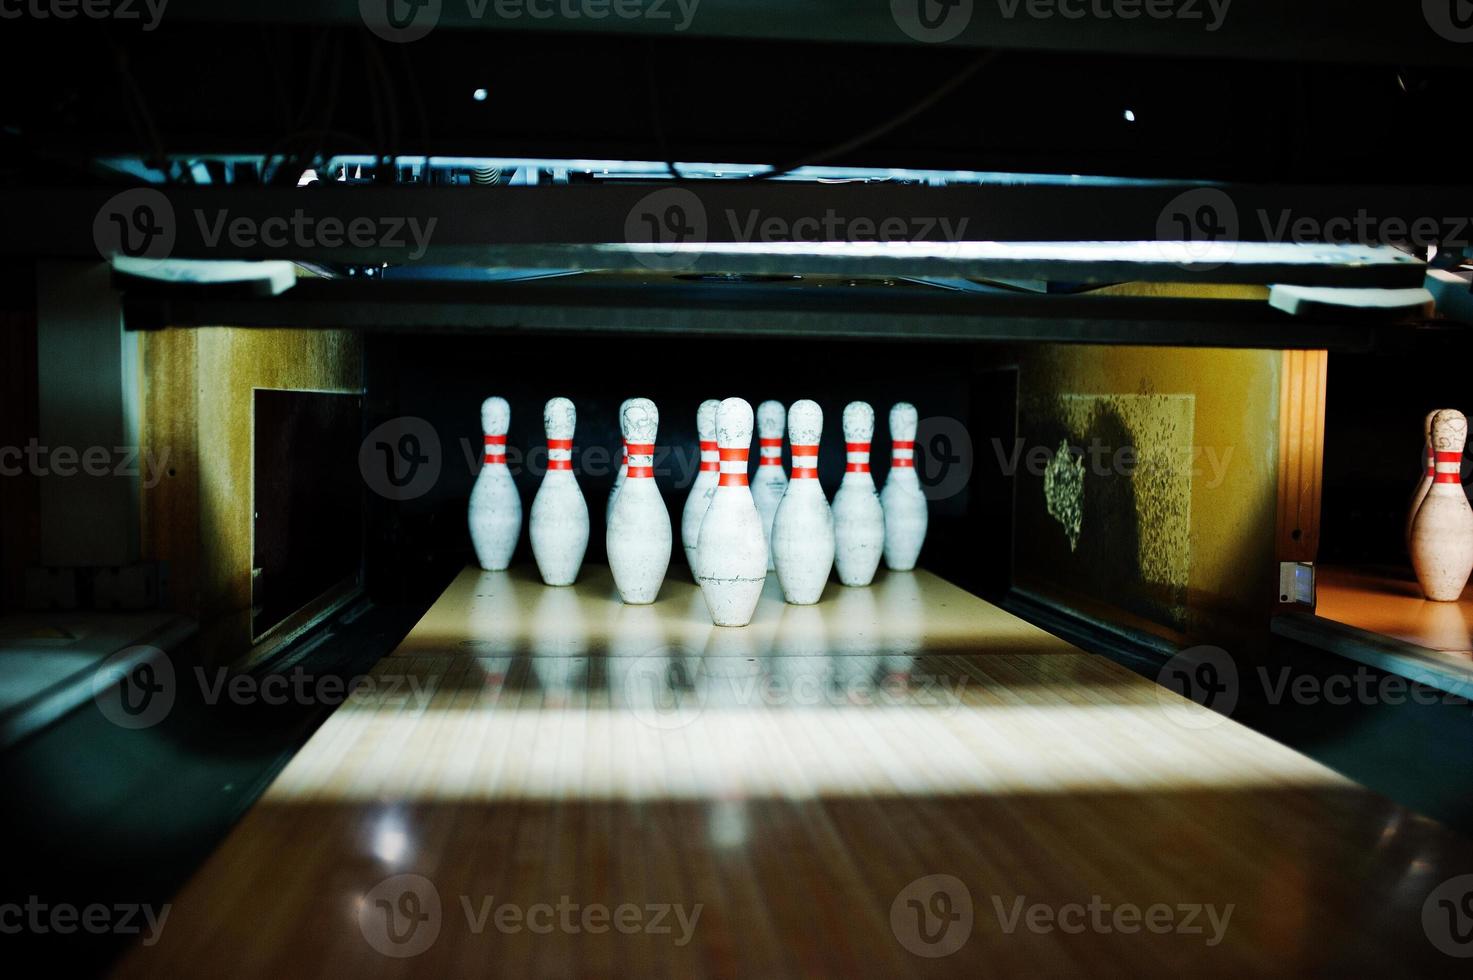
[1315,564,1473,654]
[111,566,1473,978]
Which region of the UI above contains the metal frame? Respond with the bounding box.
[2,182,1460,283]
[121,276,1404,350]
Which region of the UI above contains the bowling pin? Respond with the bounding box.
[832,401,885,587]
[771,399,835,605]
[529,396,590,586]
[1407,409,1438,549]
[468,395,522,571]
[606,397,634,525]
[681,399,721,577]
[881,402,929,571]
[607,398,672,604]
[695,397,768,627]
[1410,409,1473,601]
[752,400,788,571]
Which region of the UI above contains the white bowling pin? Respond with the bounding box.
[606,397,634,525]
[752,400,788,571]
[695,397,768,627]
[681,399,721,576]
[881,402,929,571]
[1411,409,1473,602]
[607,398,672,604]
[832,401,885,587]
[1407,409,1438,550]
[771,399,835,605]
[529,396,590,586]
[468,396,522,571]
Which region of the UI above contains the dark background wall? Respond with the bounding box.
[1320,336,1473,569]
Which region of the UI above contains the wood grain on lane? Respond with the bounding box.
[112,566,1473,978]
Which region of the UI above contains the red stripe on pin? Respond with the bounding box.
[791,445,818,457]
[1435,451,1463,483]
[626,465,654,478]
[626,443,654,455]
[845,442,871,452]
[484,435,507,446]
[719,473,749,487]
[700,462,719,472]
[719,448,749,461]
[791,470,818,479]
[547,459,572,471]
[759,458,783,466]
[846,463,871,473]
[891,458,914,468]
[699,441,717,451]
[759,438,782,448]
[892,440,915,450]
[547,439,573,450]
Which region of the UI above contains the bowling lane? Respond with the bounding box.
[112,567,1473,978]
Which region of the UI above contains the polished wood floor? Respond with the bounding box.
[1315,564,1473,655]
[113,566,1473,978]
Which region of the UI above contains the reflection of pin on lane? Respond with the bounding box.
[773,603,828,699]
[700,624,766,710]
[530,585,588,658]
[752,400,788,572]
[530,587,587,710]
[832,585,880,661]
[881,402,929,571]
[682,399,722,579]
[464,569,524,658]
[776,601,827,658]
[833,401,885,587]
[772,399,835,605]
[607,398,672,604]
[530,397,590,586]
[469,396,522,571]
[1411,409,1473,601]
[877,570,924,658]
[696,398,768,627]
